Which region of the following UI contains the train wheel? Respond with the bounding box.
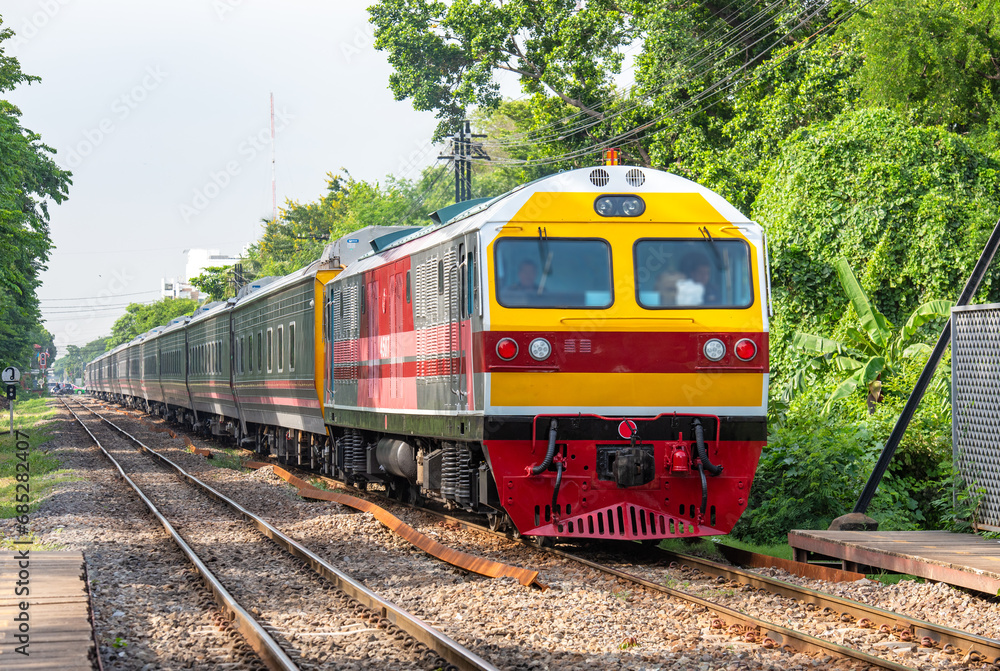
[486,512,507,532]
[389,480,407,502]
[407,486,425,507]
[528,535,554,549]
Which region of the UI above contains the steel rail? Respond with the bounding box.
[549,547,915,671]
[61,399,300,671]
[94,404,986,669]
[301,471,923,670]
[67,398,498,671]
[655,547,1000,663]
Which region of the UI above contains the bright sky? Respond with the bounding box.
[5,0,444,350]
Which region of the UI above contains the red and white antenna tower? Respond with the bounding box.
[270,92,277,222]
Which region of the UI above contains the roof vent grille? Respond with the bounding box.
[589,168,610,187]
[626,168,646,187]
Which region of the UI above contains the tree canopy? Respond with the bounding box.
[108,298,198,348]
[0,18,72,368]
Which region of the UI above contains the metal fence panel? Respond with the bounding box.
[952,304,1000,530]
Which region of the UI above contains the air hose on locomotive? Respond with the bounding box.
[530,419,564,519]
[693,418,722,516]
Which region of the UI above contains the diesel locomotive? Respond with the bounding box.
[86,165,770,541]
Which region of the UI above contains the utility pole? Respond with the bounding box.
[438,120,489,204]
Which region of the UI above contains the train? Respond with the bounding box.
[86,165,770,542]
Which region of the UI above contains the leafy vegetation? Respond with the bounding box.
[51,337,109,383]
[785,258,953,414]
[107,298,198,348]
[33,1,1000,542]
[0,18,72,369]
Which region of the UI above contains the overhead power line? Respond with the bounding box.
[476,0,868,168]
[40,290,163,302]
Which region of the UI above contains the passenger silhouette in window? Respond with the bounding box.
[656,271,685,306]
[678,254,719,305]
[512,260,540,292]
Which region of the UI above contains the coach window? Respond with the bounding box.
[277,326,284,372]
[289,322,296,370]
[634,238,753,309]
[405,272,411,303]
[248,334,253,373]
[267,328,273,372]
[257,331,263,372]
[495,238,614,308]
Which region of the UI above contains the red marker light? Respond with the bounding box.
[734,338,757,361]
[496,338,518,360]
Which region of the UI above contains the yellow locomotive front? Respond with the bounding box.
[477,166,769,540]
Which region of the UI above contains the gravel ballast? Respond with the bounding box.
[7,400,1000,670]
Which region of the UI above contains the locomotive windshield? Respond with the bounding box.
[495,238,613,308]
[634,238,753,308]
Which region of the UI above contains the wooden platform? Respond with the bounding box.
[789,530,1000,595]
[0,552,99,669]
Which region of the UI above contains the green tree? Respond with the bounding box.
[246,168,456,277]
[189,265,236,302]
[0,18,72,367]
[787,258,953,413]
[51,337,108,383]
[108,298,198,347]
[851,0,1000,131]
[755,108,1000,383]
[369,0,836,166]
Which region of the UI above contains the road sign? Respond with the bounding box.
[2,367,20,384]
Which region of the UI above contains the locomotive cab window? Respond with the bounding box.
[495,238,613,308]
[634,238,753,309]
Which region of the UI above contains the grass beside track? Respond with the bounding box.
[0,397,79,549]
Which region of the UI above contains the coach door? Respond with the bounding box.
[449,242,469,412]
[390,261,405,401]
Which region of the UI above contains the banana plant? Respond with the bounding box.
[785,257,953,414]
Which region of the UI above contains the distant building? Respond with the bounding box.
[160,249,241,301]
[160,278,200,300]
[185,249,241,283]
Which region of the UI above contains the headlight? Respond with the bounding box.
[621,197,642,215]
[703,338,726,362]
[595,198,616,216]
[594,195,645,217]
[528,337,552,361]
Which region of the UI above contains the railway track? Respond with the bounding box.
[83,398,1000,670]
[61,398,498,671]
[288,470,997,671]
